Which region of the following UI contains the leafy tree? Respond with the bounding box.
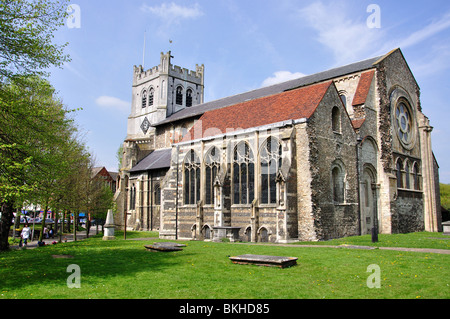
[440,183,450,211]
[0,0,70,82]
[0,0,71,250]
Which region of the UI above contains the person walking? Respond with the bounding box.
[21,224,31,247]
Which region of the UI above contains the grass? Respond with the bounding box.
[0,231,449,299]
[294,231,450,250]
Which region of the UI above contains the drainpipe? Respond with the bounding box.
[175,145,179,240]
[356,137,363,236]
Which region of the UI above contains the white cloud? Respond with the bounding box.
[261,71,306,87]
[95,96,130,113]
[298,1,384,65]
[140,2,203,22]
[376,11,450,56]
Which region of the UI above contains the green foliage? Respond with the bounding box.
[0,0,70,81]
[440,183,450,210]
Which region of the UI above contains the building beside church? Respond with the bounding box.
[114,48,442,242]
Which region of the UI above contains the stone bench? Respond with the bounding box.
[229,254,298,268]
[144,242,186,252]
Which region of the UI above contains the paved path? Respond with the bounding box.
[10,226,97,250]
[236,242,450,255]
[10,230,450,255]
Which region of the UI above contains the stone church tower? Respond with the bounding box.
[115,52,204,229]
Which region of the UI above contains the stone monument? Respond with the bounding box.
[103,209,116,240]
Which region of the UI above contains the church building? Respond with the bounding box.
[114,48,442,242]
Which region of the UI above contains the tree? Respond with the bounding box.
[440,183,450,211]
[0,0,70,82]
[0,75,84,250]
[0,0,71,251]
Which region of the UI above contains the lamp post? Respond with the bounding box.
[371,183,379,243]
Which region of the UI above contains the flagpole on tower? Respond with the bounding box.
[142,30,146,68]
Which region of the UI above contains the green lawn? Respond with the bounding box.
[0,231,449,299]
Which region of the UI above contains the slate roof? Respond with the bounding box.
[155,54,384,127]
[129,148,172,173]
[182,81,333,142]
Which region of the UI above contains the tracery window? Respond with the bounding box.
[186,89,193,107]
[395,102,413,146]
[205,147,220,205]
[184,150,200,205]
[142,90,147,108]
[233,142,254,205]
[176,86,183,105]
[260,137,282,204]
[148,88,154,106]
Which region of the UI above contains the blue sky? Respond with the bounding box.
[49,0,450,183]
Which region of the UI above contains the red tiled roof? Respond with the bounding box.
[182,81,333,142]
[352,70,375,106]
[352,118,365,129]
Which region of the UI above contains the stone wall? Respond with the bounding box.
[305,84,359,241]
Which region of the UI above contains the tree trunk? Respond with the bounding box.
[0,202,14,251]
[73,212,77,241]
[39,205,48,242]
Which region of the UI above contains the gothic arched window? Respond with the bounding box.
[205,146,220,205]
[186,89,193,107]
[142,90,147,108]
[130,184,136,210]
[184,150,200,205]
[405,161,411,189]
[260,136,282,204]
[148,88,154,106]
[332,106,341,133]
[233,142,254,205]
[413,163,421,190]
[176,86,183,105]
[396,158,403,189]
[332,164,345,203]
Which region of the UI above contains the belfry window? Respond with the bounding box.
[184,150,200,205]
[233,142,254,205]
[205,147,220,205]
[260,136,282,204]
[186,89,193,107]
[142,90,147,108]
[176,86,183,105]
[148,88,154,106]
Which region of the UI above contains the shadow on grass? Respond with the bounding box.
[0,238,192,292]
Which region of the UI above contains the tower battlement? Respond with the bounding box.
[133,51,204,87]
